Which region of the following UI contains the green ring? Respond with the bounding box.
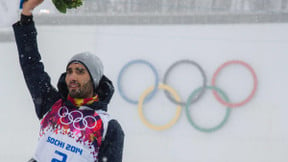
[185,86,231,133]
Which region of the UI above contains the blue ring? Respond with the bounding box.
[117,59,159,105]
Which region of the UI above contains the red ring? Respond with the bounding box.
[211,60,258,108]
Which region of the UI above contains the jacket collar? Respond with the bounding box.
[57,73,114,112]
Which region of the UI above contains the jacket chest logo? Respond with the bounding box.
[58,106,98,131]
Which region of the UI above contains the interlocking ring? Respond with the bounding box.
[118,59,258,132]
[211,60,258,108]
[117,59,159,104]
[163,59,207,106]
[58,106,97,130]
[138,83,182,131]
[185,86,231,133]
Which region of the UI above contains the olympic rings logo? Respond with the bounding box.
[58,106,98,131]
[117,59,258,132]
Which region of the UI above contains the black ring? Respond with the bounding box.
[163,59,207,106]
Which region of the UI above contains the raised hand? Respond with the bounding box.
[22,0,44,16]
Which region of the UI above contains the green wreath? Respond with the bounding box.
[52,0,83,13]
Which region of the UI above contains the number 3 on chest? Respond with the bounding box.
[51,150,68,162]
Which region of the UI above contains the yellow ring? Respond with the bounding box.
[138,83,182,131]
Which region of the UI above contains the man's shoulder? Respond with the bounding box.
[107,119,125,137]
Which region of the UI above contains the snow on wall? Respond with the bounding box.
[0,23,288,162]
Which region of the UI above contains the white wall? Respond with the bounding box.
[0,23,288,162]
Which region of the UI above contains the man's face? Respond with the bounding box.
[65,63,94,98]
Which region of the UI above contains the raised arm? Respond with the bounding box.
[13,0,60,119]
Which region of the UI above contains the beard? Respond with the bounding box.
[68,80,94,98]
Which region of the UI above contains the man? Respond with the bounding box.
[13,0,124,161]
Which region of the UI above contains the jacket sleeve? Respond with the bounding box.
[98,119,125,162]
[13,21,60,119]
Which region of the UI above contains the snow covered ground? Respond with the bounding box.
[0,23,288,162]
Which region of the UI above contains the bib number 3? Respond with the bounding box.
[51,150,68,162]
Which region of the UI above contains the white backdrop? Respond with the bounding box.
[0,23,288,162]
